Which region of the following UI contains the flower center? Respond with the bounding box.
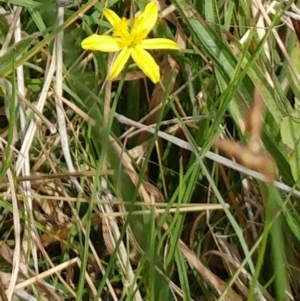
[114,17,148,48]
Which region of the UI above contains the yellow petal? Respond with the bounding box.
[103,8,121,27]
[81,34,123,52]
[131,46,160,83]
[141,38,181,50]
[134,2,158,37]
[108,47,132,80]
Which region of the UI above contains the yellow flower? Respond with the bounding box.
[81,2,180,83]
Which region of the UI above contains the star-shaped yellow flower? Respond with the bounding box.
[81,2,180,83]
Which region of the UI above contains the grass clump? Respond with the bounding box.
[0,1,300,301]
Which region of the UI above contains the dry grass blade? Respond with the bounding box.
[214,233,274,301]
[14,3,39,275]
[55,6,83,193]
[5,167,20,300]
[99,203,228,217]
[15,52,56,174]
[114,112,299,197]
[179,240,242,301]
[13,257,79,291]
[0,7,21,56]
[0,272,9,301]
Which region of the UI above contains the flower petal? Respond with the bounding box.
[141,38,181,50]
[103,8,121,27]
[81,34,123,52]
[131,46,160,83]
[134,2,158,37]
[108,47,132,80]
